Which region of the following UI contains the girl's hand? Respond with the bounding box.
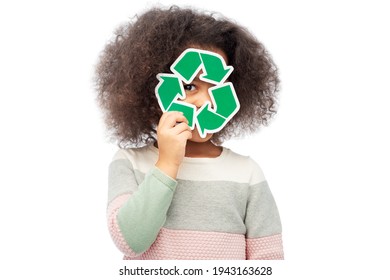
[155,111,192,179]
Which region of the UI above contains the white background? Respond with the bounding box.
[1,0,389,279]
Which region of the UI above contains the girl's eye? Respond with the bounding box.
[183,84,196,91]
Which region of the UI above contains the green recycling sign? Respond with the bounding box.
[155,48,240,138]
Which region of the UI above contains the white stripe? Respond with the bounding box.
[113,145,265,184]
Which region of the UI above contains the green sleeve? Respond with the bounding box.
[116,166,177,254]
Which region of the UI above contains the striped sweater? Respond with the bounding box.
[107,145,284,260]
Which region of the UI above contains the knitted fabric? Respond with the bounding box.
[106,145,284,260]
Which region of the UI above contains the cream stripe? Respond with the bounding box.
[114,145,266,184]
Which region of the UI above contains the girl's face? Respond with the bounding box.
[181,47,228,143]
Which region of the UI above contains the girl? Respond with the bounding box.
[95,6,283,260]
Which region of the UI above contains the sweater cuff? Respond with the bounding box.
[151,166,177,192]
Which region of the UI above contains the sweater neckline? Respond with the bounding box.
[148,144,228,164]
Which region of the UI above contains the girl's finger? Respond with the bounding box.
[160,111,188,128]
[171,122,191,135]
[182,130,192,140]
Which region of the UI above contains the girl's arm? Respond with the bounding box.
[107,111,191,257]
[107,160,177,257]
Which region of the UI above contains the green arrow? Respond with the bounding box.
[210,83,240,119]
[156,48,240,139]
[155,74,184,111]
[167,102,195,129]
[171,50,202,83]
[200,52,233,84]
[196,103,226,137]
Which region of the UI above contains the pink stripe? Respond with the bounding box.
[107,193,139,258]
[108,196,283,260]
[246,234,284,260]
[124,228,246,260]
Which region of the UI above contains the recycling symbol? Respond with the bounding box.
[155,48,240,138]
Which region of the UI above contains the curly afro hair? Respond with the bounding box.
[94,6,279,148]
